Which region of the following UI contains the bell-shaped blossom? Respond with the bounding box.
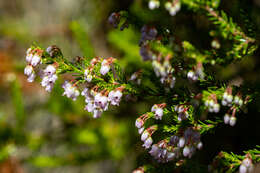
[62,81,80,101]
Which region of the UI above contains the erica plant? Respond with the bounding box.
[24,0,260,172]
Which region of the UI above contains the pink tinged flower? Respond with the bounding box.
[108,90,123,106]
[94,94,109,110]
[24,65,34,76]
[100,59,111,75]
[222,100,228,106]
[242,158,252,168]
[41,74,57,92]
[44,65,56,76]
[187,71,194,79]
[224,114,230,124]
[178,137,185,148]
[93,109,102,118]
[135,118,144,129]
[183,146,190,157]
[138,127,144,134]
[100,65,110,75]
[143,137,153,149]
[155,108,163,120]
[239,164,247,173]
[62,81,80,101]
[26,54,33,63]
[27,73,36,83]
[41,76,50,87]
[229,116,237,126]
[213,104,220,113]
[141,130,149,141]
[85,102,95,113]
[197,142,203,150]
[31,54,41,67]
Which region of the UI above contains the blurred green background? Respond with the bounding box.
[0,0,260,173]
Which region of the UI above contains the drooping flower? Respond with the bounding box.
[62,81,80,101]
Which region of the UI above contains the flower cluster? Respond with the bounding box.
[151,103,166,120]
[223,113,236,126]
[24,48,43,82]
[239,157,254,173]
[41,64,58,92]
[165,0,181,16]
[148,0,160,10]
[62,81,80,101]
[81,86,124,118]
[152,55,176,89]
[204,95,220,113]
[149,127,203,163]
[174,105,190,121]
[140,125,158,149]
[222,88,233,107]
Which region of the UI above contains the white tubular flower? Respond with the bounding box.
[108,90,123,106]
[229,116,237,126]
[143,137,153,149]
[213,103,220,113]
[26,48,33,63]
[94,93,109,110]
[242,158,251,167]
[197,142,203,150]
[26,54,33,63]
[31,54,41,67]
[138,127,145,134]
[100,59,110,75]
[27,73,36,83]
[187,71,194,79]
[100,65,110,76]
[155,108,163,120]
[24,65,34,76]
[135,118,144,129]
[239,164,247,173]
[183,146,191,157]
[224,114,230,124]
[141,130,149,141]
[178,137,185,148]
[149,0,160,10]
[44,65,56,76]
[41,74,58,92]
